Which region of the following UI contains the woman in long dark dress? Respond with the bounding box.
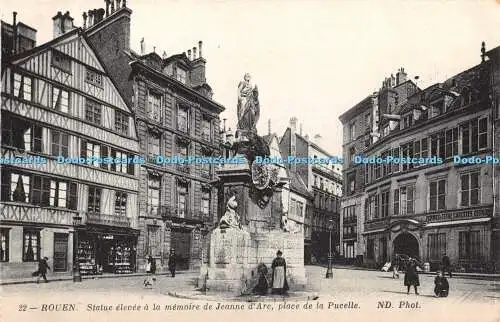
[404,258,421,295]
[271,250,289,295]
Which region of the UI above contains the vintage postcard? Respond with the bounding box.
[0,0,499,321]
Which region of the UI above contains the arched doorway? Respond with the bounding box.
[393,232,419,259]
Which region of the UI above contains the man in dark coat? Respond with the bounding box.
[434,271,450,297]
[404,258,421,295]
[442,253,452,278]
[271,250,289,295]
[35,257,50,283]
[168,249,176,277]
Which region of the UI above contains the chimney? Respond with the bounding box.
[299,123,303,136]
[94,8,105,24]
[289,117,298,172]
[187,49,192,60]
[190,41,207,87]
[140,38,145,54]
[481,41,486,63]
[268,119,271,135]
[116,0,122,9]
[105,0,110,17]
[162,51,168,59]
[396,67,407,85]
[52,11,75,39]
[313,134,323,146]
[12,11,17,55]
[82,12,88,29]
[110,0,115,13]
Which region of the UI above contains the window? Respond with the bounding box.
[461,118,488,154]
[200,158,211,178]
[347,172,355,195]
[13,73,32,101]
[0,229,9,262]
[349,147,356,163]
[177,143,190,173]
[1,116,42,152]
[201,188,210,217]
[381,190,389,217]
[115,110,129,135]
[460,172,481,207]
[115,191,127,216]
[146,225,160,257]
[392,147,400,173]
[394,186,415,215]
[9,173,30,203]
[367,194,378,220]
[148,132,161,161]
[147,92,162,122]
[51,130,69,157]
[51,50,71,73]
[23,229,40,262]
[401,142,414,171]
[49,180,67,208]
[113,150,128,174]
[445,128,458,158]
[177,182,188,218]
[365,113,371,130]
[85,99,102,125]
[349,123,355,141]
[88,186,101,214]
[85,142,100,167]
[176,67,187,84]
[202,117,211,142]
[429,179,446,211]
[430,100,444,118]
[148,176,160,216]
[431,132,445,159]
[428,233,446,261]
[367,239,374,260]
[52,87,69,113]
[459,231,481,260]
[85,69,103,87]
[177,106,189,132]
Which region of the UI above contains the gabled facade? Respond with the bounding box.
[0,13,140,279]
[83,3,225,271]
[279,118,342,264]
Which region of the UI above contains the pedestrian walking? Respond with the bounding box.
[392,255,400,279]
[404,257,421,295]
[434,271,450,297]
[168,249,176,277]
[442,253,452,278]
[271,250,289,295]
[32,257,50,283]
[143,255,156,288]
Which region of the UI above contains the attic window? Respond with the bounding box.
[52,50,71,73]
[430,100,444,118]
[176,67,187,84]
[85,68,103,87]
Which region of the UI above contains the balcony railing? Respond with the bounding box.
[86,212,131,227]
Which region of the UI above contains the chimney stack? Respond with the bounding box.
[198,41,203,58]
[481,41,486,63]
[105,0,110,16]
[12,11,17,55]
[162,51,168,59]
[396,67,407,85]
[110,0,115,13]
[268,119,271,135]
[289,117,298,134]
[52,11,75,39]
[193,47,197,60]
[140,38,145,54]
[299,123,303,136]
[116,0,122,9]
[187,49,192,60]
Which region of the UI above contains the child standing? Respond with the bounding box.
[434,271,449,297]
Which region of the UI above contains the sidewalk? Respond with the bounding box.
[0,270,199,286]
[324,264,500,281]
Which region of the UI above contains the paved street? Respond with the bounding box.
[1,266,498,322]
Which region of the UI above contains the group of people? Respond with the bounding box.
[253,250,290,295]
[391,253,451,298]
[143,249,177,288]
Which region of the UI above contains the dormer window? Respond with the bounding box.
[176,67,187,84]
[430,99,444,118]
[402,114,413,129]
[51,50,71,74]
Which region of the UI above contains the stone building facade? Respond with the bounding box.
[340,48,499,272]
[1,12,140,278]
[82,2,224,272]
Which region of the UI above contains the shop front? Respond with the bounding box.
[77,225,139,275]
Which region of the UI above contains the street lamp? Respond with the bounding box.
[73,214,82,282]
[325,218,333,279]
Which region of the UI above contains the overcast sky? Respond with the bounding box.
[2,0,500,156]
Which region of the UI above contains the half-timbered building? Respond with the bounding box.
[83,2,225,271]
[0,12,140,279]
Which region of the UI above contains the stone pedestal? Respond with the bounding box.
[204,227,251,293]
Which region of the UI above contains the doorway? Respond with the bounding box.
[393,232,419,259]
[53,233,68,272]
[170,230,191,271]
